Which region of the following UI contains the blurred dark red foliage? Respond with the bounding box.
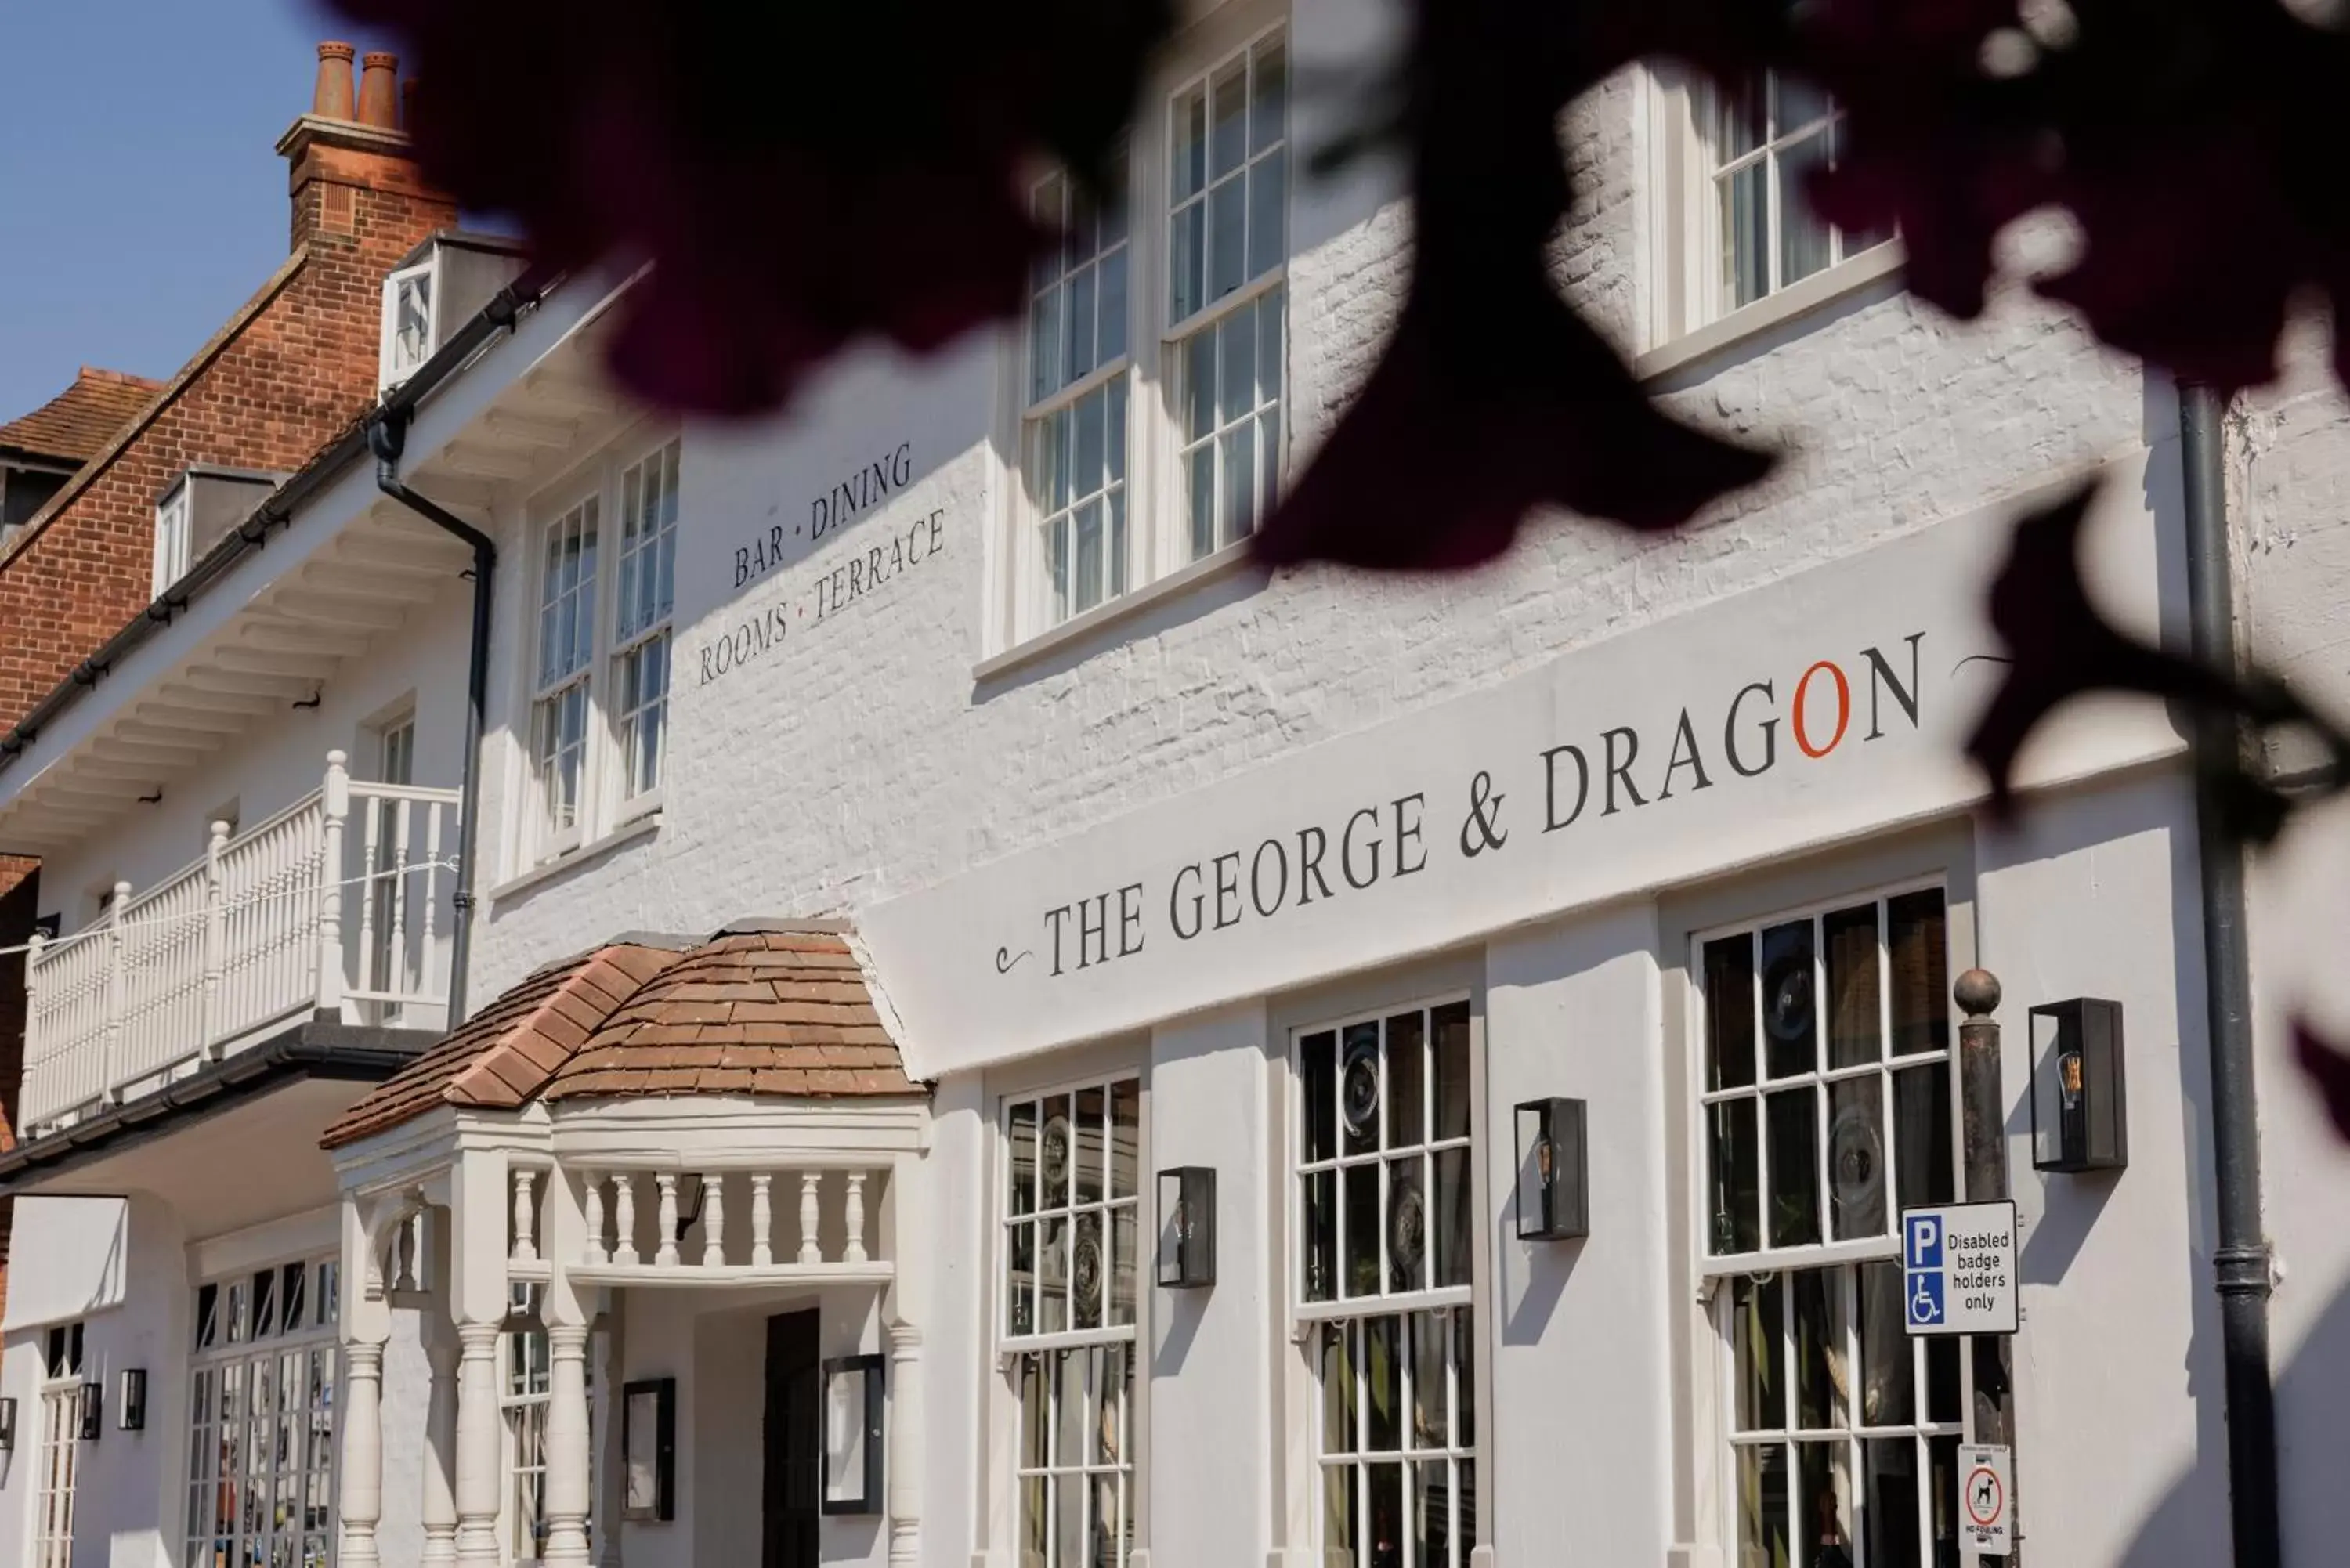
[331,0,1169,415]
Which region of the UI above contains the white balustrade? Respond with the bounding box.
[544,1167,886,1279]
[17,753,463,1138]
[511,1169,540,1265]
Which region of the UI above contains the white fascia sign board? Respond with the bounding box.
[863,445,2187,1079]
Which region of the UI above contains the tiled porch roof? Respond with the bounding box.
[318,923,920,1150]
[543,927,920,1101]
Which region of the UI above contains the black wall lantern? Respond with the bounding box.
[78,1382,102,1441]
[0,1396,16,1452]
[1156,1167,1217,1288]
[2030,997,2128,1172]
[821,1353,886,1515]
[118,1369,147,1433]
[1514,1098,1589,1240]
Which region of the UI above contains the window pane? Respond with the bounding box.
[1219,307,1256,425]
[1209,179,1247,299]
[1043,1094,1073,1209]
[1107,375,1128,482]
[1186,330,1217,441]
[1253,38,1287,154]
[1386,1011,1426,1148]
[1039,1217,1069,1333]
[1188,444,1216,560]
[1368,1463,1405,1563]
[1722,162,1770,309]
[1323,1465,1358,1560]
[1099,247,1129,363]
[1066,265,1097,381]
[1737,1443,1791,1566]
[1432,1003,1472,1140]
[1761,921,1817,1078]
[1219,421,1256,542]
[1343,1162,1380,1299]
[1210,60,1249,178]
[1732,1274,1784,1431]
[1302,1030,1337,1162]
[1342,1024,1379,1154]
[1418,1460,1453,1568]
[1824,903,1882,1068]
[1110,1078,1139,1198]
[1776,72,1832,136]
[1248,146,1287,279]
[1010,1100,1038,1216]
[1364,1317,1401,1450]
[1304,1170,1337,1302]
[1887,891,1948,1056]
[1865,1439,1922,1568]
[1074,501,1103,614]
[1926,1335,1961,1424]
[1766,1087,1821,1247]
[1410,1310,1449,1448]
[1798,1441,1854,1567]
[1108,490,1128,599]
[1387,1155,1426,1293]
[1173,89,1206,201]
[1258,284,1285,401]
[1893,1062,1954,1211]
[1705,934,1758,1089]
[1111,1205,1136,1326]
[1777,133,1833,289]
[1019,1355,1047,1469]
[1073,1210,1104,1330]
[1322,1323,1357,1453]
[1433,1146,1473,1288]
[1857,1261,1914,1426]
[1008,1221,1036,1335]
[1170,202,1204,323]
[1828,1075,1886,1239]
[1718,74,1765,161]
[1792,1270,1850,1430]
[1709,1098,1762,1255]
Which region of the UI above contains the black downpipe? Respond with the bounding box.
[2179,381,2281,1568]
[370,408,493,1026]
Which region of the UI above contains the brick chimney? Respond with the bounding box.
[276,40,456,257]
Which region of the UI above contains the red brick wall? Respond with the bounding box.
[0,133,454,730]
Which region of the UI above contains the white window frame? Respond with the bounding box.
[154,482,190,595]
[998,1072,1145,1568]
[514,428,679,869]
[1685,876,1969,1568]
[1642,65,1897,356]
[993,9,1291,656]
[1290,992,1484,1568]
[184,1255,342,1568]
[381,257,439,388]
[33,1323,85,1568]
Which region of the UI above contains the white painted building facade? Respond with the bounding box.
[7,2,2350,1567]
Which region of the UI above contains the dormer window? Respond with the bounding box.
[154,482,191,594]
[378,232,530,392]
[382,260,436,386]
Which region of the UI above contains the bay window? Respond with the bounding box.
[1002,1076,1142,1567]
[1694,884,1961,1567]
[519,435,680,865]
[1003,18,1288,650]
[1296,999,1480,1568]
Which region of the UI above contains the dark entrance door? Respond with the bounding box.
[762,1310,821,1568]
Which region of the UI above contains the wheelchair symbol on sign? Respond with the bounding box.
[1908,1270,1944,1325]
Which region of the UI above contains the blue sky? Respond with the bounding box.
[0,0,416,418]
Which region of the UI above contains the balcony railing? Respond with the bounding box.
[506,1162,895,1287]
[20,751,461,1137]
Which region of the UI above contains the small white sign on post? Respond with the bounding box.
[1901,1200,2019,1336]
[1958,1443,2013,1555]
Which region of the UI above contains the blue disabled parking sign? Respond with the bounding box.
[1900,1201,2019,1337]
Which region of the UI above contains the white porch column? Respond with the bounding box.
[421,1316,461,1568]
[886,1318,924,1568]
[542,1321,595,1566]
[454,1320,503,1565]
[338,1335,388,1568]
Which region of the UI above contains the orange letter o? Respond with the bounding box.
[1793,660,1850,758]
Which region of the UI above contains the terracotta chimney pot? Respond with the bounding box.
[357,51,400,128]
[313,42,356,120]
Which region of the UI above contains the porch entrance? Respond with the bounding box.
[763,1309,821,1568]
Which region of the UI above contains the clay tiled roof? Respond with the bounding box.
[320,942,685,1148]
[541,927,920,1102]
[0,367,163,464]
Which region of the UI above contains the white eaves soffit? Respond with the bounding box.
[0,274,642,858]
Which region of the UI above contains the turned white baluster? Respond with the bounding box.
[750,1173,774,1266]
[844,1171,870,1264]
[318,751,349,1019]
[798,1172,823,1265]
[511,1168,538,1265]
[581,1172,606,1266]
[612,1173,639,1266]
[655,1173,680,1267]
[199,821,228,1057]
[701,1174,725,1267]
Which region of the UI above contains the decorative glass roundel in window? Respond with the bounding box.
[1072,1227,1105,1320]
[1041,1111,1073,1194]
[1764,948,1813,1044]
[1341,1035,1381,1140]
